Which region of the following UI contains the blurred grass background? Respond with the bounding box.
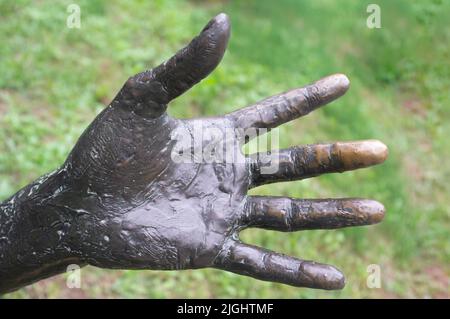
[0,0,448,298]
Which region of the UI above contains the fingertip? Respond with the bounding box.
[330,267,346,290]
[332,73,351,91]
[214,13,230,27]
[357,140,389,166]
[202,13,231,38]
[197,13,231,69]
[334,140,388,170]
[324,73,350,94]
[313,74,351,105]
[300,262,346,290]
[345,198,386,225]
[364,199,386,224]
[369,139,389,163]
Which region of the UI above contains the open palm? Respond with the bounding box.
[62,13,387,290]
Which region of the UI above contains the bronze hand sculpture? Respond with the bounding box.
[0,13,388,294]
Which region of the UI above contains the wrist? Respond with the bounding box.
[0,168,83,294]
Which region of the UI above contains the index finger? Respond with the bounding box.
[228,74,349,131]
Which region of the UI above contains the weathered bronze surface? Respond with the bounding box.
[0,13,388,294]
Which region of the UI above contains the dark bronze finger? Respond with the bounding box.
[228,74,349,132]
[248,140,388,188]
[113,13,230,118]
[216,241,345,289]
[243,196,385,231]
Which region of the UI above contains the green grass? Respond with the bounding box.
[1,0,449,298]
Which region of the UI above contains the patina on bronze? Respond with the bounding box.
[0,13,388,294]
